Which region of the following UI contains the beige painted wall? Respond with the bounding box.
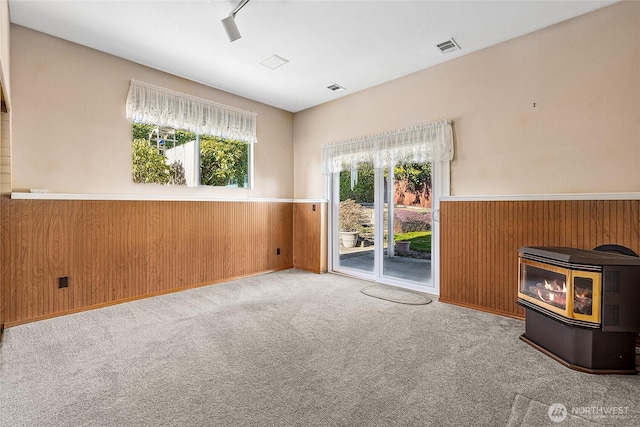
[10,2,640,200]
[1,111,9,194]
[11,25,294,199]
[0,0,9,105]
[0,1,10,195]
[293,2,640,199]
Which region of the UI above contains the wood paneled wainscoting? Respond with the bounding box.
[439,199,640,319]
[1,197,294,326]
[293,202,328,274]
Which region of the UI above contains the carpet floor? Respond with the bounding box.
[1,269,638,426]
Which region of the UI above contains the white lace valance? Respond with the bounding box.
[321,120,453,174]
[125,80,257,144]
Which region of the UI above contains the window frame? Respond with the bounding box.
[132,121,254,189]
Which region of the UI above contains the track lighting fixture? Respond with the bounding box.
[222,0,251,42]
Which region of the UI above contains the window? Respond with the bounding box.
[131,122,251,187]
[126,80,256,188]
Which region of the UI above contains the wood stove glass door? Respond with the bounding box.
[518,259,570,318]
[571,271,601,324]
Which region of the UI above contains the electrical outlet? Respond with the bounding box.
[276,248,281,255]
[58,276,69,288]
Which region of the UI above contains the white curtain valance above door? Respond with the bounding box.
[125,80,258,144]
[321,120,453,174]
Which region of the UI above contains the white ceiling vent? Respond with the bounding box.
[436,38,461,54]
[327,84,346,92]
[261,54,289,70]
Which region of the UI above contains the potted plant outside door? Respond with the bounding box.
[395,241,411,255]
[339,199,366,248]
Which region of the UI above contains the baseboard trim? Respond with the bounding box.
[293,264,327,274]
[4,266,293,328]
[438,297,525,321]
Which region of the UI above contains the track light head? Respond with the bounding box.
[222,0,251,43]
[222,15,241,42]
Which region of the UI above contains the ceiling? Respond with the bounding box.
[8,0,616,113]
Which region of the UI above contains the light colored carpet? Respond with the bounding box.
[1,269,638,426]
[361,284,432,305]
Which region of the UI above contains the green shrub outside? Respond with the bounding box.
[339,163,432,205]
[132,122,248,187]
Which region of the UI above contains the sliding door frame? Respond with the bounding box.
[327,160,449,295]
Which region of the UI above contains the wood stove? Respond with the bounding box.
[518,246,640,374]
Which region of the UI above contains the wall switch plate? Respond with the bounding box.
[276,248,281,255]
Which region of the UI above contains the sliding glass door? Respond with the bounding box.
[381,162,433,286]
[332,161,442,291]
[323,120,453,294]
[335,163,376,276]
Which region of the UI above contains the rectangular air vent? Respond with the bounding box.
[604,304,620,326]
[436,38,461,54]
[261,54,289,70]
[327,84,346,92]
[605,271,620,292]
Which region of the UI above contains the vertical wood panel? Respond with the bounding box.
[0,199,295,326]
[440,199,640,318]
[293,202,326,274]
[277,202,294,269]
